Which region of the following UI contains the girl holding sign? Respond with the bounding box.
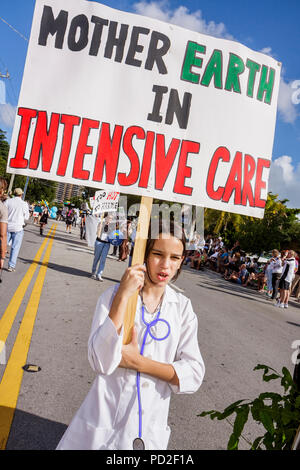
[57,220,205,450]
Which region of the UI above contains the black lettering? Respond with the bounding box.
[165,89,192,129]
[104,21,129,62]
[147,85,168,123]
[145,31,170,74]
[125,26,150,67]
[38,5,68,49]
[68,14,89,51]
[89,16,109,56]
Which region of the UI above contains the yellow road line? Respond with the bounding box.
[0,225,57,450]
[0,224,55,355]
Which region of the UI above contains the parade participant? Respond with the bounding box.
[65,208,73,233]
[33,203,42,225]
[79,211,86,240]
[39,206,49,236]
[4,188,29,272]
[0,177,8,271]
[57,220,205,450]
[91,214,113,281]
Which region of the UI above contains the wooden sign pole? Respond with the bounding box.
[123,196,153,344]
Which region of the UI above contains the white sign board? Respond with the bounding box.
[7,0,281,218]
[92,189,120,215]
[89,196,95,209]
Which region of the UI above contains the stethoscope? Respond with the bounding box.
[132,300,171,451]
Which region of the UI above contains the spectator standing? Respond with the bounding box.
[0,177,8,271]
[270,249,282,303]
[276,250,296,308]
[291,255,300,302]
[265,260,273,299]
[4,188,29,272]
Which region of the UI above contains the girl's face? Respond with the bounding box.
[146,234,184,286]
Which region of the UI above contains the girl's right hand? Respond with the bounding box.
[118,264,146,298]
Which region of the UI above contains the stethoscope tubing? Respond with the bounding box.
[136,305,171,439]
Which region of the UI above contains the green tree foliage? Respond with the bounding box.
[0,129,56,203]
[199,364,300,450]
[204,194,300,253]
[25,178,57,203]
[236,194,300,254]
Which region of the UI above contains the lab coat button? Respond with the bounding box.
[142,382,149,388]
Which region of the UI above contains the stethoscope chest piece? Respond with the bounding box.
[133,437,145,450]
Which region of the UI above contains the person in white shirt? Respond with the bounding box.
[276,250,296,309]
[57,220,205,450]
[0,177,8,271]
[270,249,282,301]
[4,187,29,272]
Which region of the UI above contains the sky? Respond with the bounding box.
[0,0,299,209]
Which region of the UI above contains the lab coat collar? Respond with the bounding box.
[163,284,179,304]
[137,284,179,310]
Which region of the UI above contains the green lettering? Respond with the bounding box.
[246,59,260,98]
[200,49,223,89]
[257,65,275,104]
[181,41,206,84]
[225,53,245,93]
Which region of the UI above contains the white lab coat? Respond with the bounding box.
[57,284,205,450]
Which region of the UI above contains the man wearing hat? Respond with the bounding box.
[4,188,29,272]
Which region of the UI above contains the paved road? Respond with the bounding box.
[0,220,299,450]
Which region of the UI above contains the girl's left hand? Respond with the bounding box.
[119,327,141,371]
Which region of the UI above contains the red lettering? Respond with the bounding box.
[139,131,155,188]
[73,118,99,180]
[206,146,230,200]
[173,140,200,195]
[118,126,144,186]
[57,114,81,176]
[29,111,60,171]
[93,123,123,184]
[9,107,37,169]
[241,154,255,206]
[155,135,181,191]
[255,158,270,208]
[222,151,242,204]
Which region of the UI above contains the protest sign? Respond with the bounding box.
[7,0,280,218]
[92,189,120,216]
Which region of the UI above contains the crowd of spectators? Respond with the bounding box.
[183,233,300,308]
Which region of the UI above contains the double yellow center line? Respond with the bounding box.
[0,223,57,450]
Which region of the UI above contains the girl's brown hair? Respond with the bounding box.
[0,177,7,194]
